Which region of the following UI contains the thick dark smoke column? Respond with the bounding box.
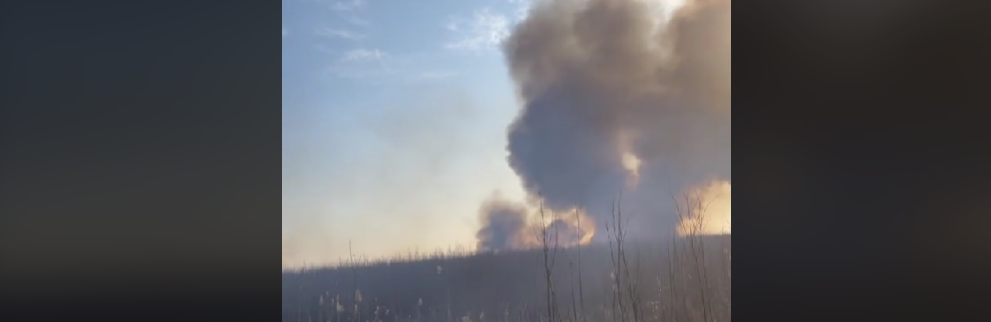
[498,0,731,240]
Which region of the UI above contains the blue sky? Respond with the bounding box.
[282,0,534,266]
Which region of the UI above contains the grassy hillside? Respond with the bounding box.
[282,234,731,322]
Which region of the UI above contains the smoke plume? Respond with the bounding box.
[478,0,731,246]
[476,198,533,251]
[476,195,596,252]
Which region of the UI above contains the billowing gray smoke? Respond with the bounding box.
[478,0,731,247]
[476,196,593,252]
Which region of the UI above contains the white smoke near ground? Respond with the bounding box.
[477,0,730,248]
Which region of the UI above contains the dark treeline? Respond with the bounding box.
[282,235,731,322]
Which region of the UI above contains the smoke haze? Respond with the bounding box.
[478,0,731,247]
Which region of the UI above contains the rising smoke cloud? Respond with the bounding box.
[476,195,596,252]
[476,197,533,251]
[477,0,731,248]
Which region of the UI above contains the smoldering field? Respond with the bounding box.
[283,0,731,320]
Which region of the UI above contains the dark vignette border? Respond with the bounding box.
[0,1,988,322]
[733,1,990,321]
[0,1,278,321]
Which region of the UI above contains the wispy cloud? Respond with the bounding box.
[341,48,388,62]
[302,0,372,27]
[343,15,370,27]
[314,27,366,40]
[328,49,455,85]
[506,0,532,23]
[444,8,511,53]
[328,48,396,81]
[412,71,458,82]
[330,0,367,12]
[313,44,336,54]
